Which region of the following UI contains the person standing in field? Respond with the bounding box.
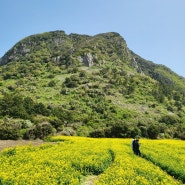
[133,139,141,156]
[131,138,136,153]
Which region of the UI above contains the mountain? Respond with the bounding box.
[0,30,185,140]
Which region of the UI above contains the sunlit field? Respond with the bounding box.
[0,136,184,185]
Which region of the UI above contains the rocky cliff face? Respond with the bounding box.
[77,53,95,67]
[0,31,139,71]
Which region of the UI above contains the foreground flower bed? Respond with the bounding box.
[0,136,184,184]
[141,139,185,183]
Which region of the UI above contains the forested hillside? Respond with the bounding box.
[0,30,185,140]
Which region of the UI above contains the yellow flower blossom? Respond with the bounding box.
[0,137,184,184]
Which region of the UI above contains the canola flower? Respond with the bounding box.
[141,139,185,183]
[0,136,184,185]
[93,138,183,185]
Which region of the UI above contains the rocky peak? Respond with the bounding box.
[0,31,131,69]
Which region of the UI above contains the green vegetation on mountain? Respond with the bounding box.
[0,30,185,140]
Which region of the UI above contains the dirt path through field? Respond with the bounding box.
[83,175,98,185]
[0,139,45,152]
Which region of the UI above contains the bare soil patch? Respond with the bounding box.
[0,139,45,152]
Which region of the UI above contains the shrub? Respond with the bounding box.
[24,122,54,139]
[49,118,64,131]
[159,114,180,125]
[0,119,22,140]
[147,123,160,139]
[48,80,56,87]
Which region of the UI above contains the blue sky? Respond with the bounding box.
[1,0,185,77]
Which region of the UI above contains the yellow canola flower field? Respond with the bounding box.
[141,139,185,183]
[0,136,184,185]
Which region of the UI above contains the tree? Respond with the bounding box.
[159,114,180,125]
[0,119,22,140]
[34,102,49,116]
[110,121,129,138]
[0,93,28,119]
[147,124,160,139]
[24,97,35,115]
[24,122,54,139]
